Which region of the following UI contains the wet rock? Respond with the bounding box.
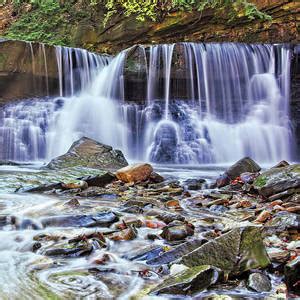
[184,178,206,190]
[147,239,206,265]
[240,172,259,184]
[214,173,230,188]
[80,172,116,187]
[272,160,290,169]
[109,225,137,241]
[265,211,300,231]
[178,227,270,276]
[62,180,88,190]
[41,211,118,228]
[46,137,128,170]
[151,265,219,296]
[149,172,164,183]
[253,164,300,197]
[116,163,153,183]
[160,223,194,241]
[284,256,300,295]
[21,182,62,193]
[64,198,80,207]
[225,157,261,180]
[144,219,166,229]
[157,212,185,224]
[247,273,272,292]
[289,193,300,204]
[209,204,228,214]
[286,206,300,213]
[120,205,144,214]
[255,210,272,223]
[44,240,93,257]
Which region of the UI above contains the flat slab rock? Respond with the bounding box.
[253,164,300,197]
[177,226,270,276]
[151,265,219,296]
[46,137,128,170]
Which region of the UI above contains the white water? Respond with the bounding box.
[0,42,294,164]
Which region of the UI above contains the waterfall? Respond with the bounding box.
[0,44,110,161]
[0,42,294,164]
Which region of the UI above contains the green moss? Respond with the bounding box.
[254,175,267,188]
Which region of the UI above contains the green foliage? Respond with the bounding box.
[3,0,75,46]
[100,0,271,25]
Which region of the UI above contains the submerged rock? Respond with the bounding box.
[151,265,219,296]
[116,163,153,183]
[147,239,206,265]
[46,137,128,170]
[178,226,270,275]
[184,179,206,190]
[247,273,272,292]
[253,164,300,197]
[41,211,118,228]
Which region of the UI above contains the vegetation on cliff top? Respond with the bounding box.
[2,0,271,47]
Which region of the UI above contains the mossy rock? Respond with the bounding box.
[178,226,270,276]
[151,265,219,296]
[253,164,300,197]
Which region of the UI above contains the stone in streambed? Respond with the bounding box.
[41,211,118,228]
[116,163,153,183]
[178,226,270,276]
[79,172,116,187]
[150,265,219,296]
[226,157,261,180]
[61,180,88,190]
[253,164,300,198]
[160,223,194,241]
[46,137,128,170]
[147,239,206,265]
[44,240,93,257]
[184,178,206,190]
[247,273,272,292]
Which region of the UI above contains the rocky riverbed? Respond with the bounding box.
[0,138,299,299]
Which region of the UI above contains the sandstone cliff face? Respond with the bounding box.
[0,40,59,105]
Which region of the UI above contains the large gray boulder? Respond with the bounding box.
[177,226,270,276]
[253,164,300,197]
[46,137,128,170]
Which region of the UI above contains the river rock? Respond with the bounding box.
[253,164,300,198]
[247,273,272,292]
[178,226,270,275]
[284,256,300,295]
[46,137,128,170]
[184,178,206,190]
[147,239,206,265]
[226,157,261,180]
[265,211,300,231]
[151,265,219,296]
[61,180,88,190]
[79,172,116,187]
[44,240,93,257]
[41,211,118,228]
[115,163,153,183]
[160,223,194,241]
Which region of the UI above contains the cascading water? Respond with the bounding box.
[0,43,111,161]
[0,42,294,164]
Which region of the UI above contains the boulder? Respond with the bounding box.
[160,223,194,241]
[247,273,272,292]
[115,163,153,183]
[151,265,219,296]
[177,226,270,276]
[253,164,300,197]
[46,137,128,170]
[226,157,261,180]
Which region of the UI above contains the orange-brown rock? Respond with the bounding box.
[115,163,153,183]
